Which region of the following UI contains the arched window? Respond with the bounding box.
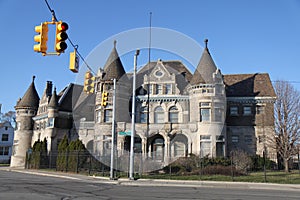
[154,106,164,123]
[169,106,178,123]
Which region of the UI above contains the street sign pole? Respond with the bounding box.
[129,49,139,180]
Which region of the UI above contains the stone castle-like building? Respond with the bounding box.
[11,40,276,168]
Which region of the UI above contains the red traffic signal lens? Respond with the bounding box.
[60,22,69,31]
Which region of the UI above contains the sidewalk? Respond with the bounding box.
[2,167,300,191]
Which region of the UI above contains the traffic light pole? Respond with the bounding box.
[110,78,117,180]
[129,50,140,180]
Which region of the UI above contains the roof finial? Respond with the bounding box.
[113,40,117,48]
[32,75,36,82]
[204,39,208,49]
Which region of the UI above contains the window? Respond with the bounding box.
[140,107,148,123]
[147,84,153,95]
[200,135,211,157]
[214,103,223,122]
[104,108,113,123]
[200,102,211,122]
[0,146,9,156]
[232,136,239,143]
[154,106,164,123]
[96,110,101,123]
[257,106,265,114]
[243,106,252,115]
[169,106,178,123]
[216,135,225,157]
[156,84,163,94]
[47,118,54,128]
[230,106,238,116]
[165,84,172,94]
[173,142,185,157]
[1,134,9,142]
[200,108,210,122]
[244,135,253,144]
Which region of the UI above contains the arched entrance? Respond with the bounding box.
[148,134,165,162]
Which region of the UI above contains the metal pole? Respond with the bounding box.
[129,49,140,180]
[110,78,117,180]
[298,146,300,174]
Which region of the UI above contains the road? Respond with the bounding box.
[0,169,299,200]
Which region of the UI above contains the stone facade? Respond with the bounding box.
[11,40,277,168]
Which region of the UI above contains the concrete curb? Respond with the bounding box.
[2,167,300,191]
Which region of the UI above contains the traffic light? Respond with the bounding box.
[69,49,79,73]
[55,21,68,53]
[101,92,108,107]
[33,22,48,54]
[84,71,95,94]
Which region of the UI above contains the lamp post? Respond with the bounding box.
[129,49,140,180]
[110,78,117,180]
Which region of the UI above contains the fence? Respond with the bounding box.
[25,150,300,183]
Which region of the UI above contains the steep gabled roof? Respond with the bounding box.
[15,76,40,110]
[224,73,276,97]
[190,39,218,85]
[102,41,126,81]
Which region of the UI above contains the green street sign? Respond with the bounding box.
[118,131,131,136]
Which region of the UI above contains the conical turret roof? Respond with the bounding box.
[15,76,40,110]
[102,40,126,81]
[190,39,218,85]
[48,87,59,108]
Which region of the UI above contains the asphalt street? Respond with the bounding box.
[0,168,300,200]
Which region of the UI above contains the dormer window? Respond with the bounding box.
[156,84,163,95]
[165,84,172,94]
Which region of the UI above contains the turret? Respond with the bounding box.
[11,76,40,168]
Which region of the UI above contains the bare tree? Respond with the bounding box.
[273,80,300,172]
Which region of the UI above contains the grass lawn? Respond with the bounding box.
[139,171,300,184]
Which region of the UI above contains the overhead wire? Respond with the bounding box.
[43,0,96,75]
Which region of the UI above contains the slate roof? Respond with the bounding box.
[57,83,95,121]
[223,73,276,97]
[102,41,126,81]
[15,76,40,110]
[48,87,58,108]
[58,84,83,112]
[190,39,218,85]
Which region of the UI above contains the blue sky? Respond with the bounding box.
[0,0,300,113]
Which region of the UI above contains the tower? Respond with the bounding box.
[188,39,226,157]
[11,76,40,168]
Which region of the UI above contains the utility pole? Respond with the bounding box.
[110,78,117,180]
[129,49,140,180]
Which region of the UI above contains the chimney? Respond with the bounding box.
[46,81,53,97]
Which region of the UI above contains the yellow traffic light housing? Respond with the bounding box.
[33,22,48,54]
[101,92,108,107]
[84,71,95,94]
[69,49,79,73]
[55,21,68,53]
